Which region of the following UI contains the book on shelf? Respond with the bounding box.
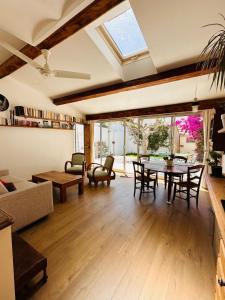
[12,105,77,123]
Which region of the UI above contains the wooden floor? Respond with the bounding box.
[21,177,215,300]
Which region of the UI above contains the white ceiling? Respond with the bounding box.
[130,0,225,71]
[10,29,121,97]
[0,0,224,115]
[0,0,94,45]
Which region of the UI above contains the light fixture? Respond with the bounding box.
[192,82,199,113]
[192,97,199,113]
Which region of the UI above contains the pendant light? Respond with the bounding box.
[192,83,199,113]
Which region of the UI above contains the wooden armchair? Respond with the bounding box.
[65,153,86,176]
[87,155,116,186]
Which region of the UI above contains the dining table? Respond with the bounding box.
[143,160,193,204]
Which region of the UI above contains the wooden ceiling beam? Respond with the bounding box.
[85,98,225,121]
[0,0,125,78]
[53,62,212,105]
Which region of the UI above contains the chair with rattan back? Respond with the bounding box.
[133,161,156,200]
[172,164,205,208]
[139,155,158,186]
[174,155,188,163]
[139,154,150,162]
[165,155,187,188]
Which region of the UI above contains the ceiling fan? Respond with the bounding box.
[0,41,91,80]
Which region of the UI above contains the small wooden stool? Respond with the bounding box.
[12,233,48,298]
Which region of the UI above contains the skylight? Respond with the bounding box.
[103,9,148,60]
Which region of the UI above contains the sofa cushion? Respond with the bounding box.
[14,181,36,190]
[2,182,16,192]
[67,166,83,172]
[87,169,108,177]
[0,175,25,184]
[0,182,8,195]
[0,175,36,191]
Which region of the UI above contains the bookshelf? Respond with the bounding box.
[0,125,74,131]
[0,105,83,130]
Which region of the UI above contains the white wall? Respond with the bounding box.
[0,77,82,179]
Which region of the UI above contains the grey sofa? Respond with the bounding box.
[0,169,53,231]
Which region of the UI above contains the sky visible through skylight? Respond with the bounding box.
[104,8,148,57]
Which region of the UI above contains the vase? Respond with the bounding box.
[166,160,173,167]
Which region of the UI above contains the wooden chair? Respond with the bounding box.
[139,154,158,186]
[133,161,156,200]
[164,155,187,188]
[65,153,86,176]
[172,164,205,209]
[87,155,116,186]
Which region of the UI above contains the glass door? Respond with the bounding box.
[124,118,139,174]
[93,121,126,172]
[92,113,204,175]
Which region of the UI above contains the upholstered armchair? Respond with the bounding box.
[87,155,116,186]
[65,153,86,176]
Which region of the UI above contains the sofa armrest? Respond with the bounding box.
[0,181,53,231]
[0,169,9,177]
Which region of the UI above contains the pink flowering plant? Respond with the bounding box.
[175,115,204,162]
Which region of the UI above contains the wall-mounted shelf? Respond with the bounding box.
[0,105,84,129]
[0,125,74,131]
[15,115,72,123]
[218,128,225,134]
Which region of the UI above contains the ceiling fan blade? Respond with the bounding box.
[0,40,43,70]
[53,70,91,80]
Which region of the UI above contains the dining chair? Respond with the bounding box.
[172,164,205,209]
[139,154,158,186]
[133,161,156,200]
[164,155,187,188]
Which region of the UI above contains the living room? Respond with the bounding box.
[1,0,225,299]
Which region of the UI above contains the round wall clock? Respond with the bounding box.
[0,94,9,111]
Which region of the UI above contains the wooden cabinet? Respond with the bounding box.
[205,175,225,300]
[215,240,225,299]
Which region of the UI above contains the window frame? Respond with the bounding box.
[99,10,150,64]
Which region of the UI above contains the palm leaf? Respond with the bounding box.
[199,14,225,90]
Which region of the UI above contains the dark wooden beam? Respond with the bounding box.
[86,98,225,121]
[53,62,212,105]
[0,0,124,78]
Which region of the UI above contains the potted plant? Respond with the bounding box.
[163,154,174,167]
[207,151,223,177]
[200,14,225,90]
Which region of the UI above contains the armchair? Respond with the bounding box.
[65,153,86,176]
[87,155,116,186]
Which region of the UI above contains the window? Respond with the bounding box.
[102,9,149,62]
[75,124,84,153]
[93,113,204,176]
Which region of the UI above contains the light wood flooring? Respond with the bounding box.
[21,177,215,300]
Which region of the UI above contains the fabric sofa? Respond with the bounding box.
[0,169,54,231]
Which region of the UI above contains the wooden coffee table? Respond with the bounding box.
[32,171,84,203]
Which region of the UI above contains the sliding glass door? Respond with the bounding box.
[92,113,204,174]
[93,121,126,172]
